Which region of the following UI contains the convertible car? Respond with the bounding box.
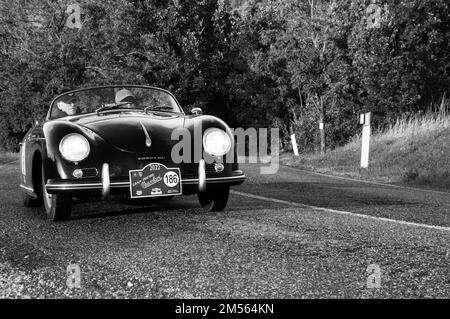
[19,85,245,221]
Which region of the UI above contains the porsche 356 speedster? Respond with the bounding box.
[19,85,246,221]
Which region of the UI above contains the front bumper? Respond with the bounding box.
[46,160,245,195]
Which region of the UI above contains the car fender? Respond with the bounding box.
[42,120,108,180]
[184,114,236,164]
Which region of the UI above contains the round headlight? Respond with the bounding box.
[59,133,90,162]
[203,128,231,157]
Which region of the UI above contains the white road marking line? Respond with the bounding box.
[238,156,450,196]
[280,164,450,196]
[0,159,18,168]
[231,190,450,232]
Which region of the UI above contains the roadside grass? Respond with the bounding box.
[282,110,450,190]
[0,151,18,165]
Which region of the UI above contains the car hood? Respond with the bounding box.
[71,112,186,153]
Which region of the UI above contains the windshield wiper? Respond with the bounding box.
[95,103,176,115]
[95,102,132,114]
[144,105,175,114]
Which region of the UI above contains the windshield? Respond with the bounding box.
[49,86,182,119]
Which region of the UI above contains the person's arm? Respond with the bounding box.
[57,101,70,114]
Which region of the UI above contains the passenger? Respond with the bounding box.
[56,94,80,116]
[115,89,137,108]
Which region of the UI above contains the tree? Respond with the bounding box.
[331,0,450,119]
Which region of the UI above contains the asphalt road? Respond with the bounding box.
[0,160,449,298]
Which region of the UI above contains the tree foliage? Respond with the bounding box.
[0,0,449,152]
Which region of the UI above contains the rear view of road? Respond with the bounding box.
[0,160,449,298]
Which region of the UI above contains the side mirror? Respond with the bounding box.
[191,107,203,115]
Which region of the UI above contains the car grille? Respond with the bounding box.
[205,163,217,174]
[81,168,99,178]
[180,163,226,179]
[205,163,227,175]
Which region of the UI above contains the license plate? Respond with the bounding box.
[129,163,182,198]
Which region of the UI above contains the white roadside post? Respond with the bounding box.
[319,122,325,155]
[291,134,299,156]
[360,112,371,169]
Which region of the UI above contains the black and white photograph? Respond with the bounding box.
[0,0,449,307]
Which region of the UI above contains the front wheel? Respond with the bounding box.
[197,186,230,212]
[41,165,72,221]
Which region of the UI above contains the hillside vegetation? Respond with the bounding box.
[282,110,450,190]
[1,0,449,153]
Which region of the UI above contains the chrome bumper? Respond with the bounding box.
[101,163,110,197]
[46,161,245,195]
[198,159,206,192]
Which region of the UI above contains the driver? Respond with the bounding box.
[56,94,79,116]
[115,89,137,108]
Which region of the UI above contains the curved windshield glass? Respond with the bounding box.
[49,86,182,119]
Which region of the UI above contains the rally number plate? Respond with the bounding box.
[129,163,182,198]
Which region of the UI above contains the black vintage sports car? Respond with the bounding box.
[19,85,245,221]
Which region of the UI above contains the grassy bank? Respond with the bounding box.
[282,111,450,190]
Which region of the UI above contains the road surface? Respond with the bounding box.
[0,160,449,298]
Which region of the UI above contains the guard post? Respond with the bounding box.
[360,112,371,169]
